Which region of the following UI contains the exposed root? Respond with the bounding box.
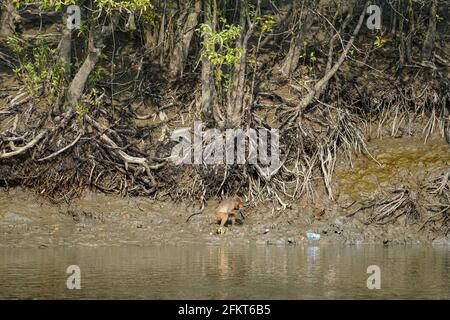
[365,188,419,225]
[361,171,450,236]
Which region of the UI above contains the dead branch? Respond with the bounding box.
[297,1,369,114]
[0,130,47,159]
[85,115,165,179]
[36,132,82,162]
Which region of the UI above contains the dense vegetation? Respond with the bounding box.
[0,0,448,218]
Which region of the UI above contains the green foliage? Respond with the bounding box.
[14,0,153,14]
[256,14,275,33]
[94,0,153,13]
[88,66,104,86]
[76,88,103,122]
[6,36,23,55]
[303,65,312,74]
[13,0,76,11]
[374,35,386,48]
[141,7,158,27]
[9,39,66,102]
[74,103,90,123]
[75,20,89,37]
[246,1,274,33]
[299,41,316,69]
[198,23,242,66]
[197,23,243,81]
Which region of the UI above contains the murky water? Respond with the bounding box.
[1,244,449,299]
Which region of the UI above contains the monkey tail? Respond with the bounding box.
[185,201,205,222]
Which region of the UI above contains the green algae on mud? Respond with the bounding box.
[335,137,450,201]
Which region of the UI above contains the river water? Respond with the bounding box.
[0,244,449,299]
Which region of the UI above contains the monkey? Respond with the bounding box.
[216,196,244,230]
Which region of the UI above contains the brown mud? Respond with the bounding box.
[0,2,449,249]
[1,136,448,248]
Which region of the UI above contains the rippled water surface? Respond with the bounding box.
[1,245,449,299]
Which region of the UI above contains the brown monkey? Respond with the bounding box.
[216,196,244,229]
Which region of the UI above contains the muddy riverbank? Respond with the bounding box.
[0,186,448,248]
[1,136,449,248]
[1,0,449,250]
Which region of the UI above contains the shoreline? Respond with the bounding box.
[1,185,449,249]
[1,136,449,249]
[0,0,449,250]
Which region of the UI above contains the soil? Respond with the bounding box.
[1,136,448,248]
[0,6,449,248]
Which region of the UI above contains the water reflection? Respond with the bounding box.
[0,244,449,299]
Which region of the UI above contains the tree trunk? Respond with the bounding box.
[296,1,369,113]
[143,2,159,54]
[169,0,201,78]
[144,27,157,52]
[405,0,414,63]
[391,0,399,35]
[259,2,294,49]
[0,1,20,37]
[57,12,72,74]
[200,0,217,122]
[157,1,167,65]
[279,0,316,77]
[398,1,406,68]
[52,12,72,115]
[66,26,111,109]
[326,3,354,72]
[226,0,257,128]
[422,0,437,61]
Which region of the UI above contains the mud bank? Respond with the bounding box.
[1,137,449,248]
[0,188,448,248]
[0,188,449,248]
